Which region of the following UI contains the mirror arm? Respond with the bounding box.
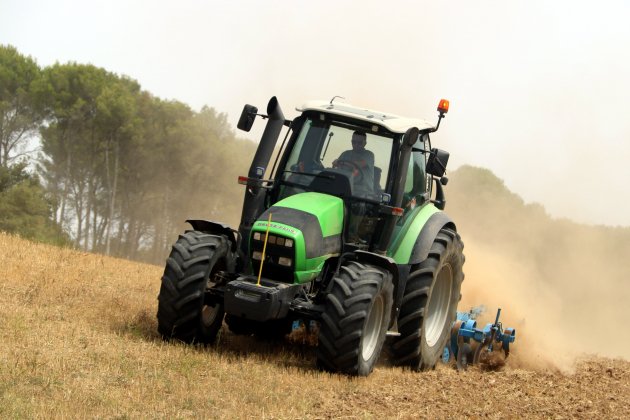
[431,176,446,210]
[429,112,445,133]
[252,113,292,127]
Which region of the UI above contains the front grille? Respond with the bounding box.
[250,234,295,283]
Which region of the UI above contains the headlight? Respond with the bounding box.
[278,257,292,267]
[252,251,262,260]
[252,232,294,248]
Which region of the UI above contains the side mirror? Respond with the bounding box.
[237,104,258,132]
[426,148,449,177]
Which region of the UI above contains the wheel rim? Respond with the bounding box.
[424,263,453,347]
[361,294,384,361]
[201,264,223,328]
[201,304,220,328]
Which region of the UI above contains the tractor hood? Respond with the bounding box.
[251,192,344,283]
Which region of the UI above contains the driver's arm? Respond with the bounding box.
[332,150,351,168]
[363,152,374,169]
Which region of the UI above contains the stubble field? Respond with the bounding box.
[1,232,629,418]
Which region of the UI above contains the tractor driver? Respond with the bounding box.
[332,131,375,242]
[332,131,375,198]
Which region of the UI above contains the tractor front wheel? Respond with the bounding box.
[317,261,393,376]
[157,231,228,344]
[391,228,464,370]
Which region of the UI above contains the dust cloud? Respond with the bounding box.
[460,238,578,371]
[449,166,630,371]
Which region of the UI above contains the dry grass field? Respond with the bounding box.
[1,232,629,418]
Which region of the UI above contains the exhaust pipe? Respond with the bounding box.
[246,96,285,179]
[238,97,286,261]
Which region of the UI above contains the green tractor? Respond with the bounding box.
[157,97,464,376]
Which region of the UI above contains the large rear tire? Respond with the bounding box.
[391,228,464,370]
[157,231,228,344]
[317,261,393,376]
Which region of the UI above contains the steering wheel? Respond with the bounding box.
[333,159,365,182]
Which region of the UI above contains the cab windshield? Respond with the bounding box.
[277,116,399,201]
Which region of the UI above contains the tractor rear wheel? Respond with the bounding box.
[317,261,393,376]
[157,231,228,344]
[391,228,464,370]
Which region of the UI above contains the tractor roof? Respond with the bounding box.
[296,100,435,134]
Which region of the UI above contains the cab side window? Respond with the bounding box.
[402,139,427,211]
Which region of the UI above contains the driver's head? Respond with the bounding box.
[351,131,367,151]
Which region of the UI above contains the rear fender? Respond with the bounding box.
[408,212,456,265]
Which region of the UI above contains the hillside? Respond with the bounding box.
[1,228,629,417]
[447,165,630,367]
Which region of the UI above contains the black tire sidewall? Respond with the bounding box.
[157,231,228,344]
[317,261,393,376]
[391,228,464,370]
[419,247,462,366]
[357,280,392,375]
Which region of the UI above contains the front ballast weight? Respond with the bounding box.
[224,276,301,322]
[442,307,516,370]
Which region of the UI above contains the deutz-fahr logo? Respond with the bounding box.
[253,222,298,236]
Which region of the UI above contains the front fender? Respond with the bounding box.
[186,219,240,253]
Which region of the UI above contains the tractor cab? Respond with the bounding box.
[276,108,436,249]
[274,112,401,246]
[237,100,444,256]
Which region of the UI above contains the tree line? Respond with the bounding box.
[0,45,256,264]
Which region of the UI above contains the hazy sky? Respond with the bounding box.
[2,0,629,226]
